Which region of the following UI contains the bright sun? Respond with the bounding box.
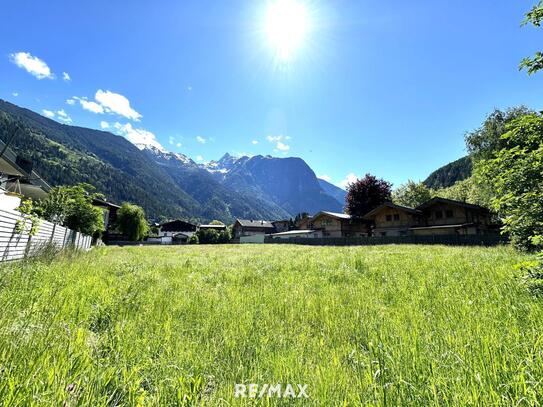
[265,0,310,61]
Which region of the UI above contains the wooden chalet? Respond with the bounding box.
[310,211,370,237]
[233,219,275,238]
[363,198,497,236]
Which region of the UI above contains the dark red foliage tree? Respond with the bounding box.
[345,174,392,218]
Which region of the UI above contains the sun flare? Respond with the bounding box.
[264,0,310,61]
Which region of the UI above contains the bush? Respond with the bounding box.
[217,228,232,243]
[33,184,104,236]
[188,234,199,244]
[196,229,219,244]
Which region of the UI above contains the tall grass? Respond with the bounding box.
[0,244,541,405]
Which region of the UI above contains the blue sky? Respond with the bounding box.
[1,0,542,188]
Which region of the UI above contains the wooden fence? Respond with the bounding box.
[0,208,92,262]
[265,234,508,247]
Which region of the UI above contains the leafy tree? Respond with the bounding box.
[434,176,493,208]
[474,113,543,251]
[116,203,149,241]
[188,234,199,244]
[149,224,160,237]
[210,220,225,225]
[217,228,232,243]
[392,180,433,208]
[465,107,533,160]
[197,228,220,244]
[345,174,392,218]
[15,198,41,236]
[34,183,104,236]
[520,1,543,74]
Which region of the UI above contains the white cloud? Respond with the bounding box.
[169,136,175,145]
[56,109,72,123]
[74,91,141,121]
[318,174,332,182]
[187,86,193,91]
[41,109,73,123]
[100,121,110,129]
[266,135,291,154]
[196,136,206,144]
[266,135,283,142]
[115,122,164,151]
[176,142,182,148]
[252,140,259,145]
[66,98,76,106]
[12,92,18,97]
[338,173,358,189]
[10,52,53,79]
[195,155,204,162]
[62,72,71,81]
[79,99,104,114]
[95,89,142,121]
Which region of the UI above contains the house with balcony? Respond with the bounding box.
[0,140,50,211]
[363,198,497,236]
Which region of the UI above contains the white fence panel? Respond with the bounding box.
[0,208,93,262]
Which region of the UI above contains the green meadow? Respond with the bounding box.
[0,244,542,405]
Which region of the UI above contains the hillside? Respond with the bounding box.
[423,156,473,189]
[0,99,341,222]
[0,102,200,220]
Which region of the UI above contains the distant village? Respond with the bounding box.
[0,138,500,248]
[138,197,498,245]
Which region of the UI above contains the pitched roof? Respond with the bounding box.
[416,197,490,212]
[199,224,227,229]
[363,202,422,219]
[270,229,316,236]
[235,219,275,228]
[312,211,351,221]
[409,223,475,230]
[92,198,121,209]
[0,139,51,196]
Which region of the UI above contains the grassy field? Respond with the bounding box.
[0,244,542,405]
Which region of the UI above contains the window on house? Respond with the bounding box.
[393,214,400,221]
[435,211,443,219]
[386,215,392,222]
[380,232,387,236]
[445,210,454,218]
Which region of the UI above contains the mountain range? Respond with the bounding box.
[0,99,470,222]
[0,99,345,222]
